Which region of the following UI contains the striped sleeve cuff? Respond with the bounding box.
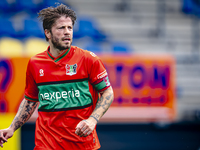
[93,76,111,92]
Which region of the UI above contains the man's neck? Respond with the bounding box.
[49,47,66,58]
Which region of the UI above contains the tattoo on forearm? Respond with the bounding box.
[21,113,29,122]
[102,94,112,109]
[90,113,100,122]
[95,96,104,110]
[25,103,32,114]
[14,121,24,131]
[11,100,38,131]
[93,89,114,119]
[96,93,113,109]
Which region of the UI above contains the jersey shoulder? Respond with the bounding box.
[29,50,47,62]
[72,46,99,61]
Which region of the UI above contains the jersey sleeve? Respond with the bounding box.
[24,59,39,102]
[88,52,111,92]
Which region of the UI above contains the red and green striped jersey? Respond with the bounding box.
[25,46,110,150]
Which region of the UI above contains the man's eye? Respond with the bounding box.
[58,26,64,29]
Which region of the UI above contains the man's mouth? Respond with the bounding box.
[62,37,71,41]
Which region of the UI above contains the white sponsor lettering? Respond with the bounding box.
[68,91,71,97]
[40,89,80,101]
[44,93,49,100]
[71,89,74,97]
[40,94,44,99]
[97,70,107,79]
[62,91,68,98]
[75,90,80,97]
[49,92,55,99]
[56,92,61,101]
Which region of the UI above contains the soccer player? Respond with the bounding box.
[0,3,114,150]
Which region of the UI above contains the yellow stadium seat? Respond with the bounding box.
[0,38,24,57]
[25,38,49,57]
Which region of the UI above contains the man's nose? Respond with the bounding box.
[64,27,70,34]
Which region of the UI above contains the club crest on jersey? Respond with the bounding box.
[66,64,77,76]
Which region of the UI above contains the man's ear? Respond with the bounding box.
[45,29,51,40]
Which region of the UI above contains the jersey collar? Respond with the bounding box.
[47,46,71,63]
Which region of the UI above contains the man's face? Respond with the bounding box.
[49,16,73,51]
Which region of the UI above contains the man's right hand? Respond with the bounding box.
[0,99,38,148]
[0,128,14,147]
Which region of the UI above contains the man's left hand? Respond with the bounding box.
[75,117,97,137]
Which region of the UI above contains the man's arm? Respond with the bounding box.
[75,86,114,137]
[90,86,114,122]
[0,98,38,147]
[10,99,38,131]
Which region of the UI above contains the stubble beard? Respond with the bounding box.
[51,35,71,51]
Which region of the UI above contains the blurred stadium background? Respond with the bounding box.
[0,0,200,150]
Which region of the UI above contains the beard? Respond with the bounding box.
[51,34,71,51]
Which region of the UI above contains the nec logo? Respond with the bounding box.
[65,64,77,76]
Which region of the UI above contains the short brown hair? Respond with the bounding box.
[38,3,77,41]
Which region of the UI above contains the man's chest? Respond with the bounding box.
[33,58,88,84]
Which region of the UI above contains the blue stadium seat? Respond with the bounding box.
[92,28,107,42]
[73,17,107,42]
[182,0,194,14]
[73,18,93,39]
[22,19,44,38]
[111,41,132,53]
[15,0,43,12]
[0,18,17,38]
[182,0,200,17]
[192,0,200,17]
[43,0,64,7]
[79,19,95,37]
[0,0,13,13]
[84,42,103,53]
